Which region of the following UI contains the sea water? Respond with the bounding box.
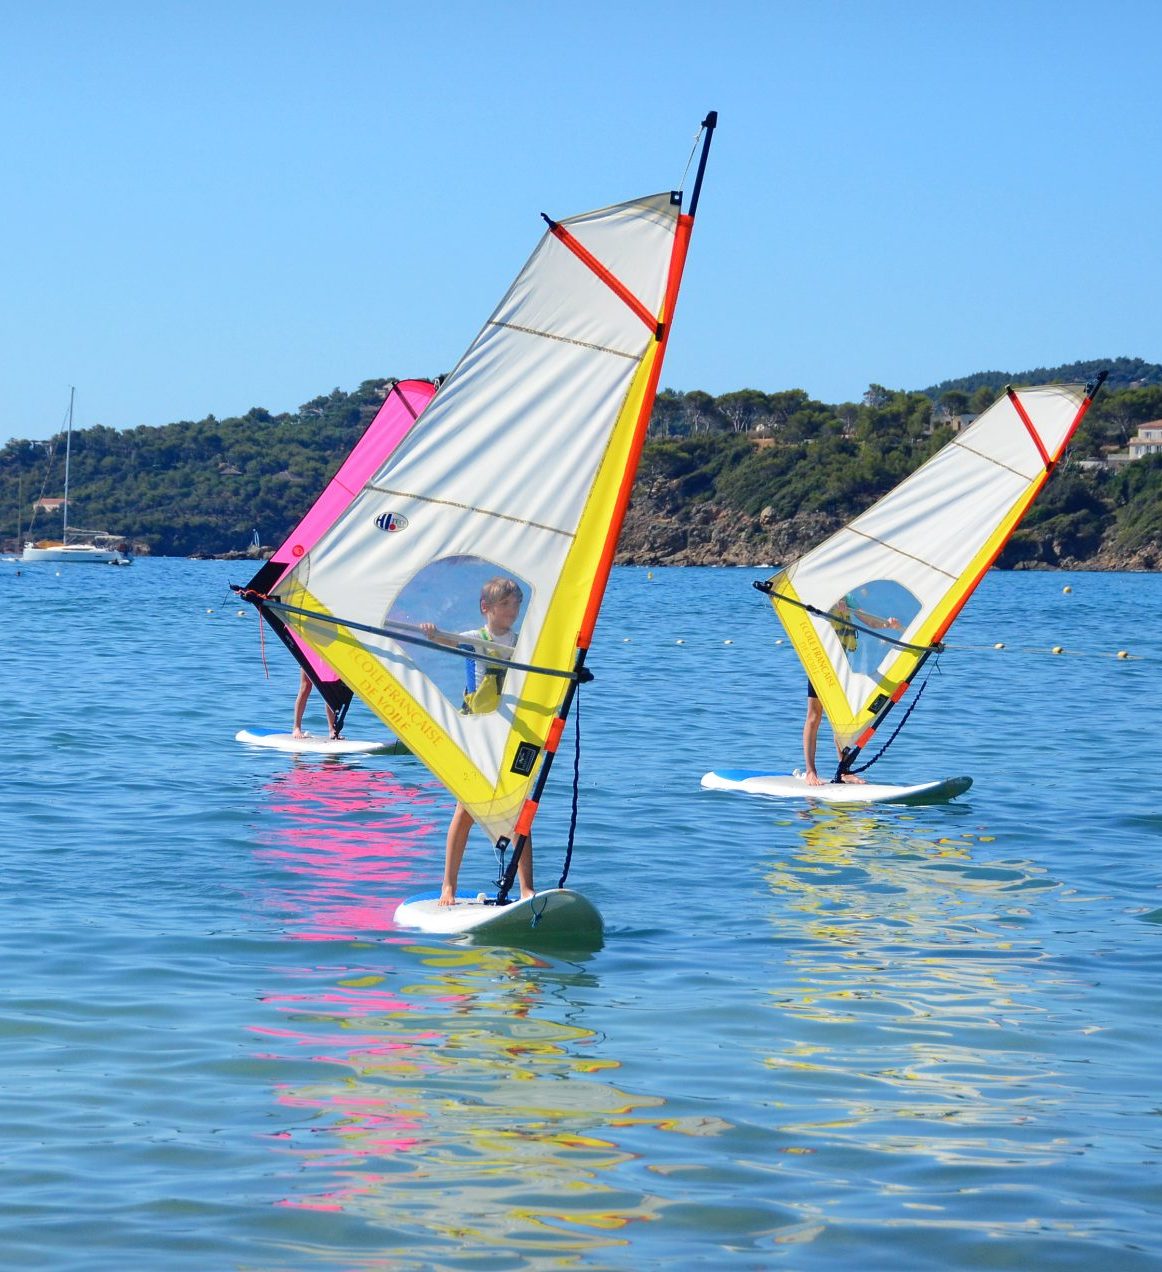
[1,560,1160,1270]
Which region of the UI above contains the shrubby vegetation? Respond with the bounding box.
[1,383,384,556]
[639,363,1162,563]
[1,361,1160,561]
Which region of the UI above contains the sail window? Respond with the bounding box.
[384,555,533,715]
[827,580,921,679]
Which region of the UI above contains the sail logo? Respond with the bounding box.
[511,742,540,776]
[375,512,409,533]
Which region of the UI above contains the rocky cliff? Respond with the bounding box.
[614,477,1161,571]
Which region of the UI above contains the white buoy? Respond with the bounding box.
[1063,585,1072,594]
[1051,645,1064,655]
[237,609,246,617]
[994,642,1005,650]
[207,608,214,614]
[676,639,685,645]
[775,638,783,645]
[1117,650,1130,659]
[724,639,733,645]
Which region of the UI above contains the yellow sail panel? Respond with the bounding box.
[532,342,662,667]
[768,575,917,751]
[283,580,557,833]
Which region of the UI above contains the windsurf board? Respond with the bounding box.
[235,728,399,756]
[394,888,604,943]
[701,769,972,805]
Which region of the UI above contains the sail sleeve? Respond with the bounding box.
[763,383,1097,752]
[243,379,437,706]
[271,193,687,841]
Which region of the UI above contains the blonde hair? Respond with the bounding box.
[480,576,523,608]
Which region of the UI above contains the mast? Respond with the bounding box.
[495,110,718,903]
[62,386,74,546]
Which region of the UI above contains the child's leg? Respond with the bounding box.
[439,803,474,904]
[517,835,534,899]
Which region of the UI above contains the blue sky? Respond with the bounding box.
[3,0,1158,442]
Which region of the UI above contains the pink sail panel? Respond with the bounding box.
[269,379,438,586]
[247,379,437,688]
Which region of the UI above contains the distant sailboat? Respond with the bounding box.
[237,111,719,937]
[704,375,1107,802]
[23,388,131,565]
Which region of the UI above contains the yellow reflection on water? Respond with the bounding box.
[249,760,700,1255]
[760,803,1074,1171]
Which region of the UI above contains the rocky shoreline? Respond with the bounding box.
[613,479,1161,572]
[174,478,1159,571]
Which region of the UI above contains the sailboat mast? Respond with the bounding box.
[62,386,74,546]
[495,112,718,903]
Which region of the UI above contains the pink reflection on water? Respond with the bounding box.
[251,758,452,1208]
[255,761,442,938]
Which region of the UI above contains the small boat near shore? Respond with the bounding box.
[23,537,132,564]
[22,388,131,566]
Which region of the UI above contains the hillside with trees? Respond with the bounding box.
[2,362,1160,568]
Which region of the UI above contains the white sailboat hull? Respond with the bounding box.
[22,542,130,564]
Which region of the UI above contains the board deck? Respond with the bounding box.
[394,888,604,943]
[235,728,399,756]
[701,769,972,805]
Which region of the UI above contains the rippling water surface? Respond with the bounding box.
[2,560,1160,1269]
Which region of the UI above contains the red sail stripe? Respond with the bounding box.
[547,222,657,332]
[1007,387,1053,470]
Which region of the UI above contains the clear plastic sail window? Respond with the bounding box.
[384,555,533,715]
[829,579,921,679]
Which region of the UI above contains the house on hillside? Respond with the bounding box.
[1128,421,1162,459]
[33,497,64,513]
[1100,420,1162,467]
[928,408,978,435]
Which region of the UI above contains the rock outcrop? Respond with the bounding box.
[614,477,1160,571]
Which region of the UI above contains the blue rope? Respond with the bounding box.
[845,658,940,777]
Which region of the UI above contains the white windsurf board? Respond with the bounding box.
[394,888,603,942]
[701,769,972,805]
[235,727,397,755]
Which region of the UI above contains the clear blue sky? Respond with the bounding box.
[3,0,1158,442]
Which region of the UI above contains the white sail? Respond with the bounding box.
[761,380,1104,760]
[269,188,699,842]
